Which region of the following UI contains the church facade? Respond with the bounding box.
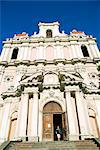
[0,22,100,143]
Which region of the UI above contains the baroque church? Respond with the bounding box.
[0,22,100,144]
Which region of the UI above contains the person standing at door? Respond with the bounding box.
[55,125,62,141]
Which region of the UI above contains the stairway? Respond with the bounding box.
[4,140,100,150]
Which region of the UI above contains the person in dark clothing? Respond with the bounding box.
[55,125,62,141]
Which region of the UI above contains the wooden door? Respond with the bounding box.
[43,113,53,141]
[62,112,67,140]
[43,101,63,141]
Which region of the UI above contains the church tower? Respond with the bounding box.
[0,22,100,143]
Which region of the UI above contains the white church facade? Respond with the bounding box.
[0,22,100,143]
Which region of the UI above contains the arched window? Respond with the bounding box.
[81,45,89,57]
[30,47,37,60]
[43,101,62,113]
[45,46,54,60]
[11,47,19,59]
[46,29,52,38]
[88,108,99,137]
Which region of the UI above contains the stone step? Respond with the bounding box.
[8,148,99,150]
[4,140,99,150]
[14,141,95,146]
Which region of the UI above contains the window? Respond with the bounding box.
[11,47,19,59]
[46,29,52,38]
[30,47,37,61]
[81,45,89,57]
[45,46,54,60]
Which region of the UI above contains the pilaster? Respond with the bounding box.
[0,103,3,130]
[89,44,97,58]
[1,46,10,62]
[75,91,92,139]
[38,45,44,59]
[65,89,79,140]
[18,93,29,141]
[14,98,21,140]
[23,44,29,60]
[74,44,82,58]
[93,96,100,136]
[0,98,11,142]
[30,89,39,142]
[70,44,77,58]
[93,44,100,58]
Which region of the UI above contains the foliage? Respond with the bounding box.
[97,66,100,71]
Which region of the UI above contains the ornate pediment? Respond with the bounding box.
[59,71,83,83]
[20,72,43,85]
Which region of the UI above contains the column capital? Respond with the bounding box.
[65,86,79,92]
[4,97,12,103]
[64,89,70,93]
[22,92,28,95]
[33,87,39,94]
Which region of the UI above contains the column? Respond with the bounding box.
[31,90,39,141]
[23,45,29,60]
[86,45,93,59]
[67,45,71,60]
[71,44,77,58]
[14,98,22,140]
[0,104,3,130]
[74,45,82,58]
[65,90,79,140]
[56,45,62,59]
[0,100,11,142]
[93,44,100,58]
[75,91,91,140]
[0,67,4,83]
[27,46,31,61]
[18,93,28,141]
[19,46,24,60]
[94,97,100,136]
[38,45,44,59]
[89,44,97,58]
[17,46,23,60]
[1,46,10,62]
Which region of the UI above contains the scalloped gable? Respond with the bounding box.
[20,71,83,85]
[20,72,42,84]
[60,72,83,82]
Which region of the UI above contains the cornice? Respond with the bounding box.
[3,35,96,45]
[0,58,99,67]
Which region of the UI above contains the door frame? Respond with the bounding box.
[42,112,66,141]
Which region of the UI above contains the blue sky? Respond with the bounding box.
[0,1,100,54]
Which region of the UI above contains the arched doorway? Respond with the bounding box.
[8,111,17,140]
[42,101,66,141]
[89,108,99,137]
[8,118,17,140]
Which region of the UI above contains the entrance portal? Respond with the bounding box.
[43,101,66,141]
[53,114,63,141]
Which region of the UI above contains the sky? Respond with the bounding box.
[0,0,100,54]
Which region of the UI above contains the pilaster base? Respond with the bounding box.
[28,136,39,142]
[68,134,79,141]
[0,139,5,144]
[81,135,94,140]
[0,137,7,143]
